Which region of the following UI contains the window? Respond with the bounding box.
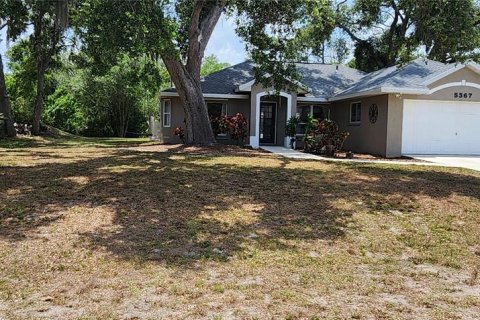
[312,106,328,120]
[207,101,227,118]
[297,104,330,134]
[162,99,171,127]
[350,102,362,124]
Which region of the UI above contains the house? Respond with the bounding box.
[157,58,480,157]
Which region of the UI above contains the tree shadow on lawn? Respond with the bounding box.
[1,147,479,267]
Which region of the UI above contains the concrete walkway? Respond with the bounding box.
[261,146,449,168]
[409,155,480,172]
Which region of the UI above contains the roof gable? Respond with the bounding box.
[333,59,450,99]
[422,62,480,86]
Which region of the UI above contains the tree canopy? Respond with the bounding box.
[1,0,480,140]
[335,0,480,72]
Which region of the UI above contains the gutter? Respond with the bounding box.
[329,87,429,101]
[160,92,250,99]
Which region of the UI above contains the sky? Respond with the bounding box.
[204,15,248,65]
[0,14,247,71]
[0,28,7,64]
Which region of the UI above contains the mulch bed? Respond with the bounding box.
[333,151,425,162]
[127,143,269,156]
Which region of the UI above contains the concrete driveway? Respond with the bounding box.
[410,155,480,172]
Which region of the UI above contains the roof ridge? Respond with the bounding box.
[202,60,254,80]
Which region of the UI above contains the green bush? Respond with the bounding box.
[6,40,165,137]
[44,87,87,134]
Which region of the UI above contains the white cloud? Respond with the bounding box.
[205,14,247,65]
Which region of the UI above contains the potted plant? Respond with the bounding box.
[285,115,299,149]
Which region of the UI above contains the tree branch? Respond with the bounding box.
[185,0,206,79]
[185,0,227,79]
[199,0,227,54]
[386,9,399,59]
[336,22,366,44]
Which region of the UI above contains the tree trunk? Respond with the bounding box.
[159,0,226,146]
[0,53,16,137]
[163,58,216,145]
[32,57,47,135]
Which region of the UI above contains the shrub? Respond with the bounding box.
[210,115,230,135]
[209,112,248,146]
[227,113,248,145]
[44,87,87,134]
[304,119,349,156]
[173,126,185,143]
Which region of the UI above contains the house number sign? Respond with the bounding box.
[454,92,473,99]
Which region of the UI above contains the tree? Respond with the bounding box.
[0,0,28,137]
[5,39,40,124]
[78,54,164,137]
[329,36,349,64]
[201,54,229,77]
[335,0,480,72]
[0,46,15,136]
[30,0,69,135]
[414,0,480,62]
[1,0,70,136]
[73,0,335,145]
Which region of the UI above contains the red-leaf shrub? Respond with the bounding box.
[304,119,349,156]
[173,126,185,143]
[210,115,230,135]
[227,113,248,145]
[209,112,248,145]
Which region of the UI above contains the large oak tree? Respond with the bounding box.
[335,0,480,72]
[73,0,334,145]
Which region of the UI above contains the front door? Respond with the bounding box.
[260,102,277,144]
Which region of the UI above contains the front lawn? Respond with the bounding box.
[1,137,479,319]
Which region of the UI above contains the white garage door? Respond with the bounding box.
[402,99,480,155]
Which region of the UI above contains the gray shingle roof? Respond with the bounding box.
[333,58,454,98]
[162,58,474,100]
[296,63,366,96]
[163,61,365,97]
[163,61,255,94]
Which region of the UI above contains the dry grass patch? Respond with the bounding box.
[1,137,479,319]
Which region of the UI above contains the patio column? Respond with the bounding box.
[282,93,293,148]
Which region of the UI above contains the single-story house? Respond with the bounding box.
[157,58,480,157]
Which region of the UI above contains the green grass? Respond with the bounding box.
[0,137,479,319]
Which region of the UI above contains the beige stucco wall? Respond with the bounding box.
[403,87,480,101]
[158,96,250,143]
[400,68,480,102]
[383,67,480,157]
[429,68,480,88]
[385,94,404,157]
[331,94,389,156]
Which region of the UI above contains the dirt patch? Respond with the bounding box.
[127,143,268,156]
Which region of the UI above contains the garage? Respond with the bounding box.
[402,99,480,155]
